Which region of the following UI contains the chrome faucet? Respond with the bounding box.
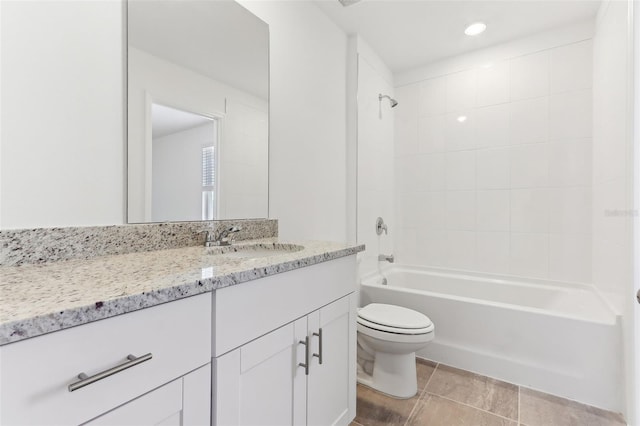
[204,226,242,247]
[378,254,394,263]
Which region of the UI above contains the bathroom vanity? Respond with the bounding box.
[0,239,362,425]
[213,256,356,426]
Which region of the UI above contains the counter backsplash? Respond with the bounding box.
[0,219,278,266]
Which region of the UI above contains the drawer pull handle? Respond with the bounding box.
[298,336,309,376]
[312,328,323,365]
[68,353,153,392]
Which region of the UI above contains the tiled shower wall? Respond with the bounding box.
[394,31,593,282]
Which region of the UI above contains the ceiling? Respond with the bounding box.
[128,0,269,100]
[314,0,601,73]
[152,104,214,139]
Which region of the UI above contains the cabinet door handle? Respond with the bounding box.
[298,336,310,375]
[68,353,153,392]
[312,328,323,365]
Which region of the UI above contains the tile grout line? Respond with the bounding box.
[404,363,438,425]
[403,362,439,426]
[425,392,520,423]
[518,386,521,425]
[421,361,439,392]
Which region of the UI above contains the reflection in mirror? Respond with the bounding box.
[151,104,217,222]
[127,0,269,223]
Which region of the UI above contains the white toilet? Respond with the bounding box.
[356,303,434,398]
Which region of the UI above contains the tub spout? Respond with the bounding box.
[378,254,394,263]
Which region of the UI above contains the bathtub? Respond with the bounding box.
[359,265,622,412]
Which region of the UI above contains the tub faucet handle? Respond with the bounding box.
[376,217,388,235]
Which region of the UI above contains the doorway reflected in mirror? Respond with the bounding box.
[151,104,217,222]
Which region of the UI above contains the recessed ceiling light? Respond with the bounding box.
[457,115,468,123]
[465,22,487,36]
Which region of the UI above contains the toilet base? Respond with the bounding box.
[356,351,418,399]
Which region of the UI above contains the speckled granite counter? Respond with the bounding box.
[0,239,364,346]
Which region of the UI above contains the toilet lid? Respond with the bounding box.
[358,303,432,330]
[357,316,434,335]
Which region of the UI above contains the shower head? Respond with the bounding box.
[379,93,398,108]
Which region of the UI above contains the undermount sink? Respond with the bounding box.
[205,243,304,261]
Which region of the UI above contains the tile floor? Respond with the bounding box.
[352,359,626,426]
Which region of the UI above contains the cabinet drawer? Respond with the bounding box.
[212,255,356,356]
[85,363,211,426]
[0,293,211,426]
[84,376,183,426]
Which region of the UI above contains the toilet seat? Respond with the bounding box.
[357,322,434,344]
[357,316,434,335]
[357,303,433,335]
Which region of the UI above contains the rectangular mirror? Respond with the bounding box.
[127,0,269,223]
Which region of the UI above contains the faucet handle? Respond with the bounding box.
[203,230,215,247]
[227,226,242,242]
[375,217,388,235]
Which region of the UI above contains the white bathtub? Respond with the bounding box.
[360,265,622,412]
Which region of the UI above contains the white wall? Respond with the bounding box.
[0,0,124,229]
[393,23,595,283]
[592,0,635,420]
[220,100,269,219]
[592,0,633,313]
[346,36,358,245]
[152,123,215,222]
[128,47,268,222]
[239,1,348,242]
[633,0,640,420]
[355,36,395,278]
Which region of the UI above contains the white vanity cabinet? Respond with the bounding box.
[0,293,212,426]
[212,255,357,426]
[0,251,358,426]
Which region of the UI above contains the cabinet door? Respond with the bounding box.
[84,364,210,426]
[182,364,212,426]
[307,296,354,426]
[214,318,307,426]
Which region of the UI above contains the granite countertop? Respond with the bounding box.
[0,239,364,346]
